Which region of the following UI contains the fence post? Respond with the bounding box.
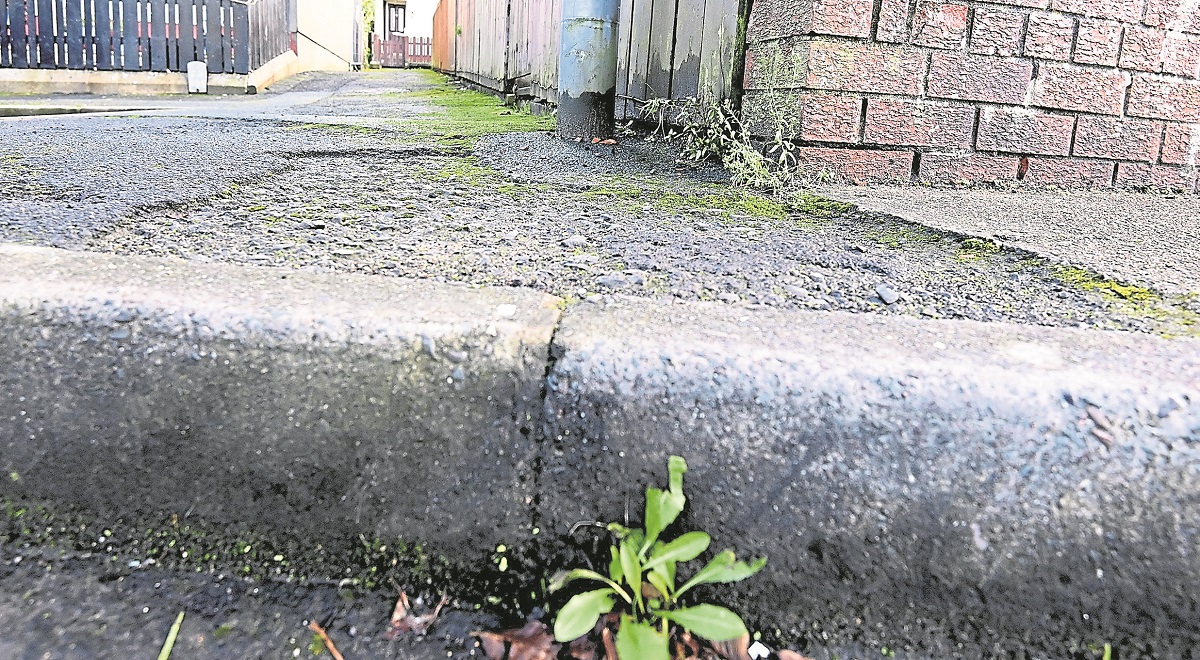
[557,0,620,139]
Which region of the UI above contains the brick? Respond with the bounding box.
[918,153,1021,182]
[741,90,796,134]
[804,41,926,95]
[1050,0,1145,23]
[1120,27,1166,72]
[1161,122,1200,165]
[988,0,1049,8]
[1073,116,1164,161]
[913,2,970,50]
[971,9,1027,56]
[800,94,862,143]
[864,100,976,148]
[1163,34,1200,78]
[1116,163,1198,190]
[793,147,915,182]
[1025,13,1075,61]
[977,108,1075,155]
[877,0,911,42]
[1145,0,1200,32]
[748,0,874,40]
[808,0,874,37]
[1128,76,1200,121]
[743,40,803,90]
[742,90,862,142]
[927,53,1033,104]
[746,0,801,41]
[1074,20,1122,66]
[1032,64,1131,115]
[1024,157,1115,186]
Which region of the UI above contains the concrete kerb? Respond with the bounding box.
[0,245,559,559]
[542,298,1200,654]
[2,244,1199,654]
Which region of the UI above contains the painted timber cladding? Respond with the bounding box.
[0,0,290,74]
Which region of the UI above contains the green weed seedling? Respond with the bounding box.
[549,456,766,660]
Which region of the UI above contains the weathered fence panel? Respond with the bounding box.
[247,0,288,70]
[176,0,195,67]
[66,0,85,69]
[202,0,219,71]
[699,0,738,102]
[120,0,139,69]
[0,0,287,75]
[1,1,11,68]
[7,0,28,68]
[431,0,453,70]
[432,0,740,112]
[94,0,113,69]
[35,0,54,67]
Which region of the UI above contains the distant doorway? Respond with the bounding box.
[387,3,407,37]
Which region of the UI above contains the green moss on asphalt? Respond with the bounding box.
[579,179,790,220]
[1054,265,1155,302]
[956,237,1002,262]
[786,192,852,218]
[1052,265,1200,338]
[866,224,944,249]
[657,190,787,219]
[392,70,555,146]
[2,495,555,621]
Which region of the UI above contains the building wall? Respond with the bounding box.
[375,0,438,39]
[743,0,1200,190]
[297,0,362,71]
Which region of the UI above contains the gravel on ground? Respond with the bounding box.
[2,68,1198,659]
[3,69,1194,337]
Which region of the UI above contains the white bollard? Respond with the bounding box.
[187,61,209,94]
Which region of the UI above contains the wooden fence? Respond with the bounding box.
[432,0,743,115]
[372,34,430,68]
[0,0,291,74]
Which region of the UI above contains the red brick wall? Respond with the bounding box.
[742,0,1200,190]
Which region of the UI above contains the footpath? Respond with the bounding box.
[1,69,1198,659]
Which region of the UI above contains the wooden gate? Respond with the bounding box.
[373,34,430,68]
[0,0,291,74]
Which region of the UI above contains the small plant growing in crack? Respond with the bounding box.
[549,456,766,659]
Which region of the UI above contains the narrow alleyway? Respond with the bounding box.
[2,69,1197,337]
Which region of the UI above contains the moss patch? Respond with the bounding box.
[783,191,853,218]
[866,224,944,249]
[579,179,788,220]
[656,190,787,220]
[1054,266,1155,302]
[391,72,555,146]
[956,237,1003,262]
[2,499,439,588]
[1053,265,1200,338]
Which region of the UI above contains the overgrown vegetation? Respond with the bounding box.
[546,456,765,659]
[638,95,850,222]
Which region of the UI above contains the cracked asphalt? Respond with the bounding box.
[2,68,1197,338]
[1,68,1199,659]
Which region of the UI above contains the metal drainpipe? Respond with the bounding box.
[557,0,620,140]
